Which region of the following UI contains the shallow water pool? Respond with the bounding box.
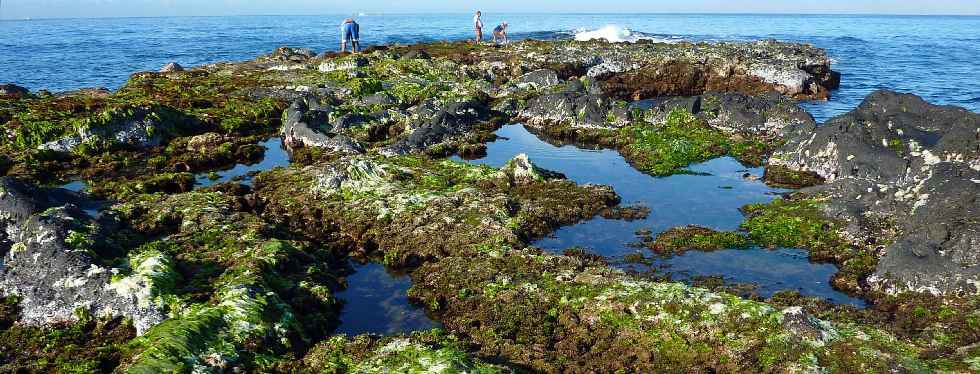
[193,137,291,188]
[334,262,441,336]
[458,124,865,306]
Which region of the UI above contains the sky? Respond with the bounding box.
[1,0,979,19]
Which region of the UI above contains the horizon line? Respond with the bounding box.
[2,11,980,21]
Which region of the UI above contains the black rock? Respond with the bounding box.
[519,91,617,129]
[332,113,371,130]
[768,90,980,295]
[281,98,365,154]
[382,99,490,156]
[0,83,29,98]
[517,69,560,89]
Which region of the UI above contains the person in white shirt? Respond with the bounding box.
[473,11,484,44]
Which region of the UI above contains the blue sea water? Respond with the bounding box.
[1,14,979,121]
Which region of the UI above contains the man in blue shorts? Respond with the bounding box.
[341,18,360,53]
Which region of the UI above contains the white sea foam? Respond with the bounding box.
[573,25,679,44]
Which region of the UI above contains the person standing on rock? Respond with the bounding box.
[341,18,360,53]
[473,11,484,44]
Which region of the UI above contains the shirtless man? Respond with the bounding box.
[473,11,484,44]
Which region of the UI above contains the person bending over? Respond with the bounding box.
[493,22,509,44]
[341,18,360,53]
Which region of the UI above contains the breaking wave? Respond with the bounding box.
[572,25,680,44]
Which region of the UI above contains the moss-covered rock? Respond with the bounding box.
[763,164,826,188]
[109,191,347,371]
[409,245,927,373]
[643,225,750,257]
[740,196,876,295]
[0,301,136,374]
[296,330,507,373]
[254,154,618,268]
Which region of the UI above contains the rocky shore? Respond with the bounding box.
[0,38,977,372]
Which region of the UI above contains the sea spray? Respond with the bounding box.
[573,25,679,43]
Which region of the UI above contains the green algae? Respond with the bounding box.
[645,225,750,257]
[254,154,616,268]
[617,108,775,176]
[298,330,504,373]
[108,244,179,310]
[740,196,876,295]
[0,297,136,374]
[124,306,226,373]
[741,197,844,250]
[408,245,926,372]
[88,172,195,201]
[105,190,347,371]
[763,164,826,188]
[0,66,286,187]
[532,106,780,177]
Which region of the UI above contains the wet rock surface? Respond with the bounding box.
[0,177,165,334]
[381,98,492,156]
[0,84,29,99]
[769,90,980,296]
[281,97,365,154]
[37,105,190,153]
[462,39,839,100]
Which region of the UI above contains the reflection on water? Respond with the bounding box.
[655,247,862,305]
[459,124,865,306]
[61,180,87,192]
[335,262,440,336]
[194,137,291,188]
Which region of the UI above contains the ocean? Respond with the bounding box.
[1,13,978,121]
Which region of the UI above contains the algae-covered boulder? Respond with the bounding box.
[768,90,980,295]
[409,246,926,373]
[645,92,817,141]
[701,92,817,140]
[110,191,345,372]
[518,91,621,130]
[498,68,560,96]
[255,155,618,267]
[498,153,564,184]
[37,105,191,154]
[301,332,508,373]
[264,46,317,63]
[281,98,365,154]
[0,177,167,334]
[381,99,491,156]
